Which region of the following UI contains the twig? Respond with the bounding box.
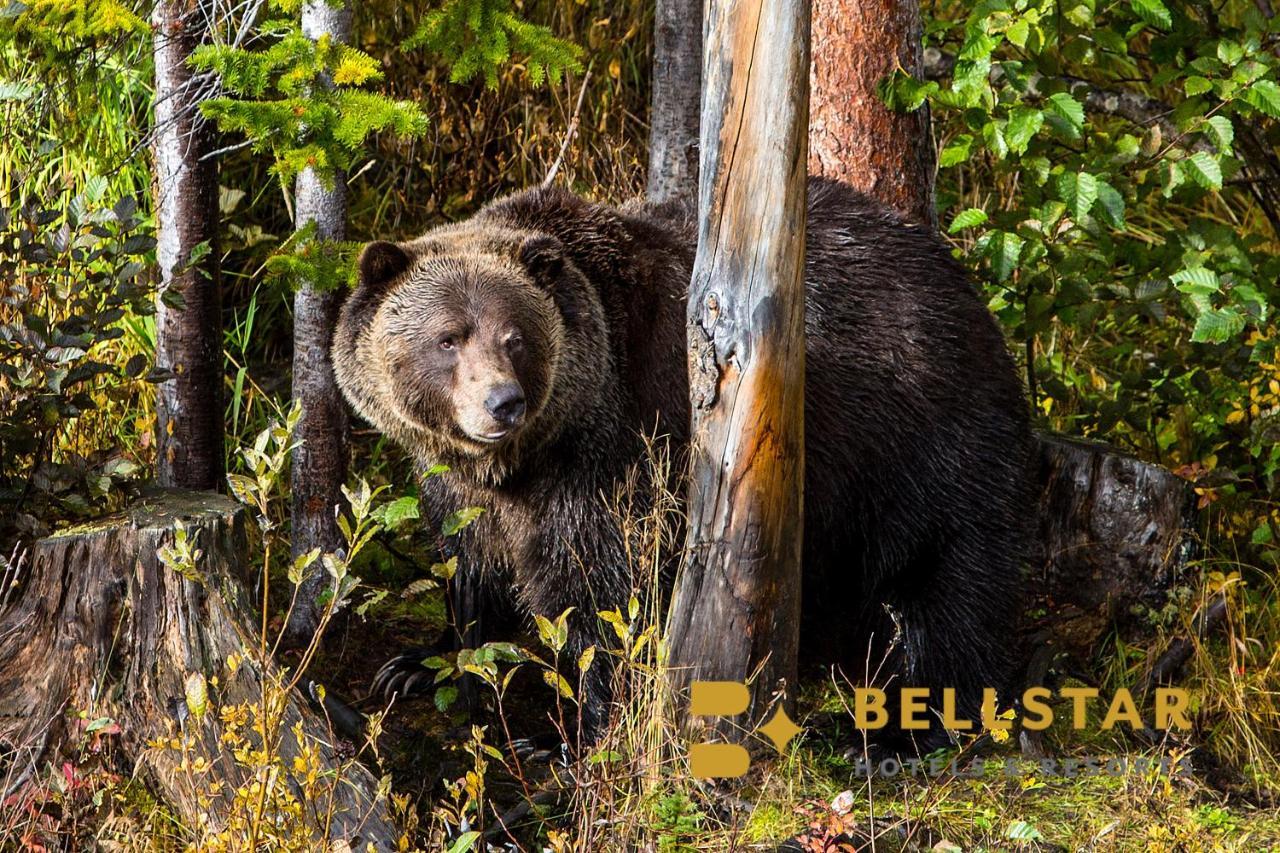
[542,66,593,189]
[1138,594,1229,697]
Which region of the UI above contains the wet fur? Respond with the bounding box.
[333,177,1034,748]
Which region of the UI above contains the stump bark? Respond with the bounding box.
[0,490,397,847]
[1031,435,1198,662]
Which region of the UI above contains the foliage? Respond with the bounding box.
[0,191,156,538]
[403,0,584,88]
[890,0,1280,562]
[152,406,406,850]
[190,5,428,184]
[0,0,147,52]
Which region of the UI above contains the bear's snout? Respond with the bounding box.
[484,383,526,429]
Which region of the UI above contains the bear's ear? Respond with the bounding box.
[358,241,412,291]
[517,234,564,284]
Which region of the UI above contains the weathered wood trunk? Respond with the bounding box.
[647,0,703,203]
[0,491,397,846]
[152,0,224,490]
[808,0,937,228]
[667,0,810,727]
[1030,435,1198,664]
[287,0,353,645]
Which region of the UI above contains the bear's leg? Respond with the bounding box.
[863,534,1023,756]
[371,560,492,705]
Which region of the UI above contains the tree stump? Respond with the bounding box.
[0,489,398,847]
[1030,435,1198,663]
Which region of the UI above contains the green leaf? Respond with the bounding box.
[1244,80,1280,118]
[982,120,1008,159]
[983,231,1025,282]
[1129,0,1171,28]
[939,134,974,167]
[1095,180,1126,228]
[1057,171,1099,222]
[1045,93,1085,139]
[1181,152,1223,191]
[445,830,480,853]
[948,208,989,233]
[434,685,458,712]
[441,506,485,536]
[1183,76,1212,97]
[1171,267,1220,294]
[1204,116,1234,153]
[1190,308,1245,343]
[1216,40,1244,67]
[1007,820,1045,841]
[1005,107,1043,154]
[376,495,420,531]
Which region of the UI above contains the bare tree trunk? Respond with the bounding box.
[809,0,937,228]
[667,0,810,728]
[0,491,398,844]
[647,0,703,203]
[152,0,224,490]
[286,0,353,644]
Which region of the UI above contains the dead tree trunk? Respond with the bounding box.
[286,0,353,645]
[667,0,810,728]
[152,0,224,490]
[647,0,703,203]
[1030,435,1198,660]
[809,0,937,228]
[0,491,398,846]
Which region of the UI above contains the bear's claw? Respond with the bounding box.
[371,648,434,703]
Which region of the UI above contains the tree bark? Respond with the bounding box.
[647,0,703,203]
[1029,435,1197,661]
[0,491,398,845]
[152,0,224,490]
[809,0,937,228]
[667,0,810,729]
[286,0,353,645]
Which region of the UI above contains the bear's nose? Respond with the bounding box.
[484,383,526,426]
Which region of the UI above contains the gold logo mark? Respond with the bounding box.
[688,681,804,779]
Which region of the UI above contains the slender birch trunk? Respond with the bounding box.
[152,0,223,490]
[286,0,353,644]
[647,0,703,203]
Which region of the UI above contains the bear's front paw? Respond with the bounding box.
[370,648,435,703]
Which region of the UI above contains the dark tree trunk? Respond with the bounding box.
[152,0,224,490]
[667,0,810,729]
[809,0,937,228]
[1029,435,1198,661]
[0,491,398,845]
[647,0,703,203]
[286,0,353,644]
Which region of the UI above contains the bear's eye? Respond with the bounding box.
[505,333,524,351]
[437,336,457,351]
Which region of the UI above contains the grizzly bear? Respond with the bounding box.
[331,177,1033,752]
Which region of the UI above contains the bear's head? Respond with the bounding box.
[332,221,607,478]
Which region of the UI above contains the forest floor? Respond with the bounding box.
[299,590,1280,851]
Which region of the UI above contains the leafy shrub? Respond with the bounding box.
[893,0,1280,560]
[0,192,156,538]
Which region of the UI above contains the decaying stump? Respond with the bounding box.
[1031,434,1198,665]
[0,489,398,846]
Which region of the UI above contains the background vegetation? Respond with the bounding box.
[2,0,1279,848]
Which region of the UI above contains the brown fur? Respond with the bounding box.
[333,178,1033,749]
